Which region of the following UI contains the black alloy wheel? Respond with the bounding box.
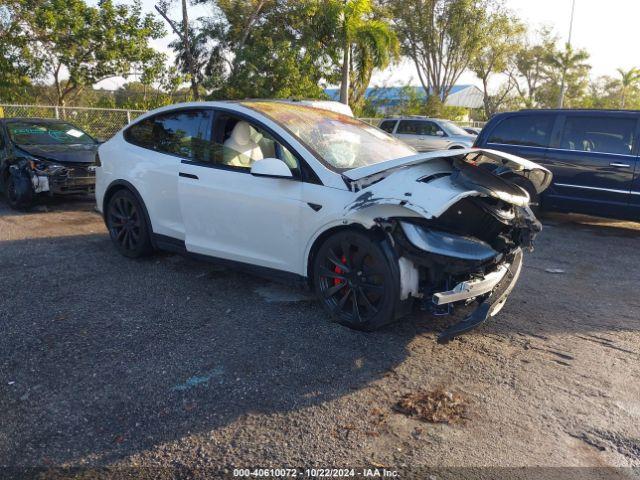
[313,230,398,331]
[106,189,152,258]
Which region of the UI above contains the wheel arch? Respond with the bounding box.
[102,179,155,244]
[305,222,390,286]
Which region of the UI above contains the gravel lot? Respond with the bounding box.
[1,196,639,477]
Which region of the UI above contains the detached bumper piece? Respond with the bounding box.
[437,249,524,343]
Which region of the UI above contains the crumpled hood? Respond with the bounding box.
[344,149,552,220]
[344,148,552,194]
[17,144,99,165]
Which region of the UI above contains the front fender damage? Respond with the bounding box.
[341,155,548,341]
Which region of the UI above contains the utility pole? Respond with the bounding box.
[558,0,576,108]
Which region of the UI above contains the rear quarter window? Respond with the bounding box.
[488,115,555,148]
[124,116,156,149]
[124,109,211,161]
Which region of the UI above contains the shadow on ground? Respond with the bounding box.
[1,206,639,468]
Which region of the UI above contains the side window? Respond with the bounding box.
[379,120,397,134]
[210,112,299,174]
[488,115,555,148]
[560,116,636,155]
[124,109,211,162]
[396,120,419,135]
[397,120,442,136]
[419,121,442,136]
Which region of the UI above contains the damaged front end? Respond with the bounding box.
[343,149,550,342]
[390,199,531,343]
[5,149,96,207]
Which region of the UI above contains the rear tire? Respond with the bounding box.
[313,230,399,331]
[106,189,152,258]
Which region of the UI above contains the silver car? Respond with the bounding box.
[379,117,476,152]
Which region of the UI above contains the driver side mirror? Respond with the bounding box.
[250,157,293,179]
[436,130,445,137]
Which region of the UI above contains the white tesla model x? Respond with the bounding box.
[96,101,551,342]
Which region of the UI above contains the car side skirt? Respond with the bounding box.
[151,233,307,286]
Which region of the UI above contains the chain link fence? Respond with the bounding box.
[0,104,146,140]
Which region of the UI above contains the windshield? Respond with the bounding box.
[7,121,96,146]
[242,101,416,170]
[441,121,470,137]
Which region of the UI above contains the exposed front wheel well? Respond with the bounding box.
[306,224,386,286]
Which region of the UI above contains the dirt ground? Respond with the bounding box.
[1,196,639,478]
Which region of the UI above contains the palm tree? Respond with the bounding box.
[547,44,590,107]
[334,0,398,107]
[617,67,640,109]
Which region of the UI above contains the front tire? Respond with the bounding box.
[4,171,33,210]
[313,230,399,331]
[106,189,152,258]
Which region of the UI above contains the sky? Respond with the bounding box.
[96,0,640,91]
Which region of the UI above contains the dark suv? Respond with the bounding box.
[474,110,640,220]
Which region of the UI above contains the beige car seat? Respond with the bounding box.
[223,121,264,168]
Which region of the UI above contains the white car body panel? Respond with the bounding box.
[344,160,486,219]
[97,131,185,239]
[178,163,306,272]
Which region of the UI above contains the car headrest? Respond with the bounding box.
[229,121,258,146]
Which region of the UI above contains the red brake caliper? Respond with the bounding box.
[334,255,347,287]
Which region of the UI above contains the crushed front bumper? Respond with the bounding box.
[436,249,523,343]
[33,166,96,195]
[433,264,510,306]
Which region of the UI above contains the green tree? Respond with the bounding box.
[0,0,37,101]
[12,0,165,106]
[471,13,524,118]
[616,68,640,109]
[509,29,556,108]
[329,0,398,108]
[389,0,499,103]
[547,43,590,107]
[194,0,340,99]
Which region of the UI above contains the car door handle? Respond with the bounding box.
[179,172,199,180]
[610,162,631,168]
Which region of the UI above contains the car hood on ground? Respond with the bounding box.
[17,144,99,164]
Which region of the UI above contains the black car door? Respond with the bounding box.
[543,113,639,217]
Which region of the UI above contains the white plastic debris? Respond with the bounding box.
[545,268,565,274]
